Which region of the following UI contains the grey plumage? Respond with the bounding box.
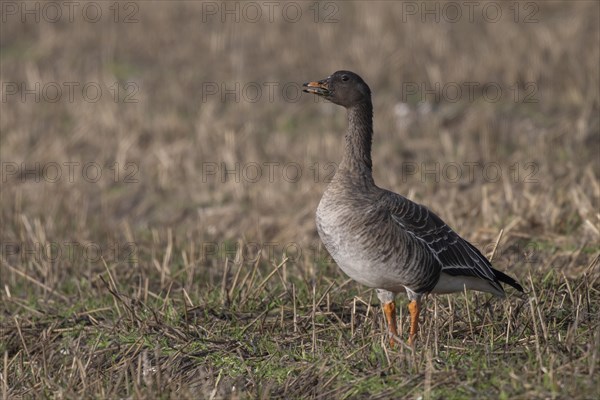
[304,70,523,345]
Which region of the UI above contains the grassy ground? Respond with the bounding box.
[1,1,599,399]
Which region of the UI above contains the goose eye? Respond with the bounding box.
[341,75,349,82]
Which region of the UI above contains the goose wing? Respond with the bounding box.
[386,192,504,291]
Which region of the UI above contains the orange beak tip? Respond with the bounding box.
[304,81,321,88]
[302,80,330,96]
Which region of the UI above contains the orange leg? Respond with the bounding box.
[408,300,420,346]
[382,301,398,347]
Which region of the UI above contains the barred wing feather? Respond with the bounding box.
[387,194,500,286]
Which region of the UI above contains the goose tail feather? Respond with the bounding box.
[492,268,524,293]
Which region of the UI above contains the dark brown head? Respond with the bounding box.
[303,70,371,108]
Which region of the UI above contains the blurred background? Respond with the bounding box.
[1,0,598,307]
[1,1,599,397]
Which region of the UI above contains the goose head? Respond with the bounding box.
[303,70,371,108]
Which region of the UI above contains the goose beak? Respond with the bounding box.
[303,79,331,97]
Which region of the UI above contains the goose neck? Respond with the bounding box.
[340,101,374,179]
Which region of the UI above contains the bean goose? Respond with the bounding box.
[303,71,524,346]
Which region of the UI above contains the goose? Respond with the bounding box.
[303,71,524,346]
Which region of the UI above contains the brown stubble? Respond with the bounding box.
[1,1,599,398]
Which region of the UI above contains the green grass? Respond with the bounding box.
[2,1,599,398]
[2,248,598,398]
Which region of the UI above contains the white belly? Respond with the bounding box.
[316,200,404,292]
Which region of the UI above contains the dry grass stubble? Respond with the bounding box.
[1,1,599,398]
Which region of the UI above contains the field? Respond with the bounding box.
[1,1,599,399]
